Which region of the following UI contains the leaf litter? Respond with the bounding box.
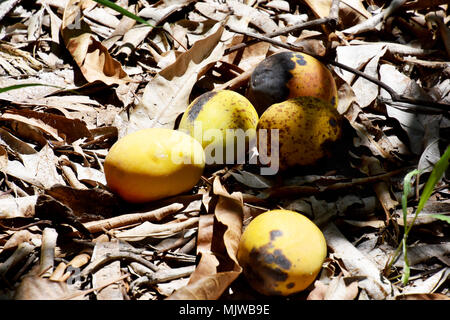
[0,0,449,301]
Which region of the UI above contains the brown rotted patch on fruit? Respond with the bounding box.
[249,243,292,271]
[186,91,217,122]
[248,52,296,113]
[244,242,293,295]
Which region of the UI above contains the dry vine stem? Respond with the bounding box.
[80,202,184,234]
[260,167,409,199]
[0,242,35,278]
[80,251,158,277]
[225,13,450,113]
[38,227,58,277]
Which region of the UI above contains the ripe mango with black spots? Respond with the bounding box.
[257,96,342,170]
[237,209,327,296]
[247,51,338,114]
[104,128,205,203]
[178,90,259,165]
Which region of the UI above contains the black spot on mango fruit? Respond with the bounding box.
[247,51,338,115]
[257,96,342,170]
[237,209,327,296]
[178,90,259,165]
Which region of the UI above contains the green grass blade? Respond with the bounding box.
[402,169,421,225]
[399,169,421,285]
[0,83,62,94]
[401,237,410,285]
[430,214,450,224]
[416,145,450,215]
[92,0,157,28]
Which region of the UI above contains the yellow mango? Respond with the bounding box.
[104,128,205,203]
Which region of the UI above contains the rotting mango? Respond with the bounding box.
[104,128,205,203]
[178,90,259,165]
[247,51,338,115]
[257,96,342,170]
[237,209,327,296]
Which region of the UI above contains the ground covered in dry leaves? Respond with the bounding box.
[0,0,449,301]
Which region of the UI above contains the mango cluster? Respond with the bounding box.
[103,50,339,296]
[104,51,342,203]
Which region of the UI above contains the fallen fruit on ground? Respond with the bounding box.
[247,51,338,114]
[178,90,259,165]
[104,128,205,203]
[237,209,327,296]
[257,96,342,170]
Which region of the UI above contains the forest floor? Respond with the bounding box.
[0,0,449,301]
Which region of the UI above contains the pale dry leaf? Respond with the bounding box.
[0,195,38,219]
[5,144,66,188]
[335,43,386,84]
[304,0,370,19]
[323,222,395,299]
[122,22,225,135]
[393,243,450,267]
[227,1,279,34]
[401,268,450,295]
[14,276,85,300]
[114,218,199,241]
[320,275,359,300]
[72,162,106,186]
[379,63,427,155]
[92,241,123,300]
[351,46,387,108]
[395,293,450,300]
[3,230,39,251]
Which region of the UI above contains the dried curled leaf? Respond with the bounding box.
[61,0,130,85]
[167,177,243,300]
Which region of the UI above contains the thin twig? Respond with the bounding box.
[62,273,130,300]
[80,251,158,277]
[224,17,333,55]
[81,203,184,234]
[264,167,410,199]
[329,0,341,22]
[226,26,450,113]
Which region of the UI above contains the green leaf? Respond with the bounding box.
[0,83,62,94]
[416,145,450,215]
[401,237,410,285]
[91,0,158,28]
[430,214,450,224]
[402,169,421,225]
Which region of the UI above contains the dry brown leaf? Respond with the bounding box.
[304,0,370,20]
[4,109,93,143]
[61,0,130,85]
[0,127,37,155]
[123,22,225,134]
[45,184,120,221]
[167,177,243,300]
